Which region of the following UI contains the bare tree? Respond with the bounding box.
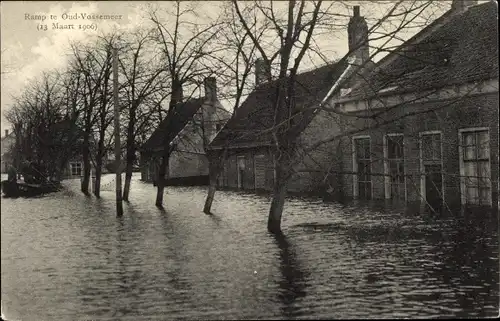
[69,39,115,195]
[148,0,222,208]
[217,0,449,233]
[5,70,79,182]
[228,0,331,233]
[117,28,166,202]
[202,2,265,213]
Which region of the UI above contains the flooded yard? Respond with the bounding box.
[1,174,498,320]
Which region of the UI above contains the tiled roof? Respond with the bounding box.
[343,2,499,100]
[141,98,205,152]
[210,59,349,149]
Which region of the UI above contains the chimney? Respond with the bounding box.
[204,77,217,102]
[4,129,8,137]
[451,0,478,11]
[255,58,271,86]
[348,5,369,65]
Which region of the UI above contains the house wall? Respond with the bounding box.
[169,150,208,178]
[140,98,231,184]
[62,156,111,180]
[292,106,347,197]
[335,91,499,208]
[217,147,275,191]
[63,157,84,179]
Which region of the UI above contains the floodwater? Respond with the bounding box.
[1,173,498,320]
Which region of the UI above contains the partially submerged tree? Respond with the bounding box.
[117,28,166,202]
[5,70,81,181]
[148,0,222,207]
[202,1,265,214]
[70,40,114,195]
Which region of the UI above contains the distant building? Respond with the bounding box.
[140,77,230,186]
[1,129,16,173]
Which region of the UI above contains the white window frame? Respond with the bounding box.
[384,133,407,201]
[70,162,82,177]
[352,135,373,199]
[458,127,492,206]
[237,155,245,189]
[254,154,265,190]
[419,130,445,204]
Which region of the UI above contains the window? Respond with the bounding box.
[385,134,405,201]
[460,129,491,205]
[70,162,82,176]
[421,133,441,162]
[353,137,372,200]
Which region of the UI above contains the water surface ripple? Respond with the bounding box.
[1,174,498,320]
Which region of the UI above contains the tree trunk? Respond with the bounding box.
[94,156,102,197]
[123,107,136,202]
[123,162,133,201]
[155,152,169,208]
[203,159,220,214]
[267,166,289,234]
[81,138,91,195]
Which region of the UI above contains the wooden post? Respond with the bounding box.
[113,46,123,216]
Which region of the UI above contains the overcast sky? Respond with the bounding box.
[0,1,455,134]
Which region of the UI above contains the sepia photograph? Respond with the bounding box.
[1,0,499,320]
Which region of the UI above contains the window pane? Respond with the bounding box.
[464,162,477,186]
[478,162,490,189]
[355,141,364,159]
[479,187,490,204]
[363,160,371,175]
[432,135,441,160]
[363,140,370,159]
[463,132,476,160]
[477,131,489,159]
[355,138,370,159]
[357,162,366,175]
[388,136,402,159]
[422,135,432,160]
[466,186,479,204]
[359,182,372,200]
[238,157,245,169]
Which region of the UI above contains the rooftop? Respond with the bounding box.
[343,1,499,101]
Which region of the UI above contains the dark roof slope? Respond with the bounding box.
[210,59,349,149]
[344,2,499,100]
[141,98,204,152]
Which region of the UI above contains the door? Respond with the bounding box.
[254,155,266,190]
[425,164,443,211]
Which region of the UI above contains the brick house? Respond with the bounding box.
[140,77,230,186]
[323,0,499,210]
[208,6,372,194]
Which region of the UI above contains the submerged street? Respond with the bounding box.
[1,174,498,320]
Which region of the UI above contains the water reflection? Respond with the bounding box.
[1,175,498,320]
[273,232,308,319]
